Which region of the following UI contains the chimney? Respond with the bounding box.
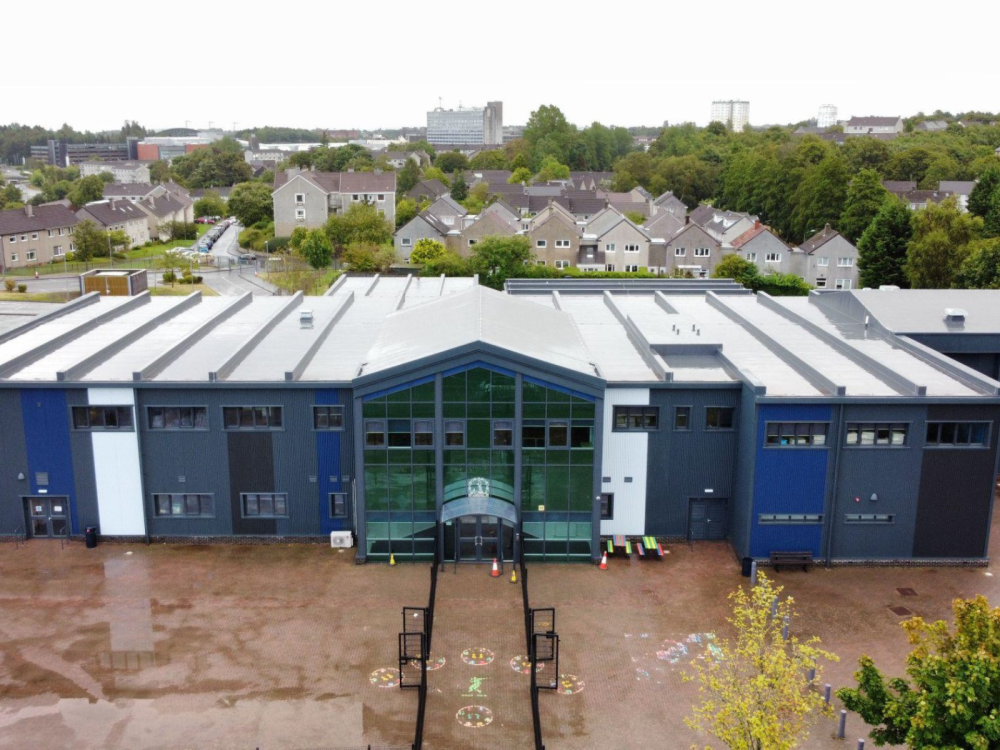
[348,168,354,173]
[24,204,33,218]
[149,196,155,209]
[110,199,117,211]
[824,223,831,235]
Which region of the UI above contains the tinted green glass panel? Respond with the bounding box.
[547,388,570,403]
[412,466,435,511]
[492,372,515,401]
[412,402,435,418]
[492,449,515,465]
[546,465,570,511]
[366,522,389,540]
[467,449,491,464]
[365,467,389,510]
[523,449,546,465]
[387,402,410,419]
[467,368,491,402]
[444,466,466,487]
[411,381,435,402]
[492,402,514,418]
[443,402,466,418]
[467,419,490,448]
[388,450,412,465]
[522,381,546,402]
[443,450,467,465]
[363,401,387,418]
[572,402,595,419]
[546,450,570,465]
[388,466,412,511]
[387,389,410,403]
[364,449,387,465]
[523,402,546,419]
[569,466,592,511]
[492,464,515,488]
[522,466,545,509]
[443,372,466,401]
[412,450,435,465]
[548,403,571,419]
[468,402,491,419]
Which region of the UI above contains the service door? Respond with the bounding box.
[688,498,727,541]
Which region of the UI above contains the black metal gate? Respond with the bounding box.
[396,542,439,750]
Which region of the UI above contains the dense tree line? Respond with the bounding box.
[0,122,148,164]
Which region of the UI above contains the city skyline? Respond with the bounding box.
[2,0,997,134]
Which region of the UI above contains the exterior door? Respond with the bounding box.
[688,498,727,541]
[26,497,69,538]
[453,515,510,562]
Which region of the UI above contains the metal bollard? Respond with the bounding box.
[857,740,865,750]
[807,668,816,682]
[750,560,758,586]
[824,684,831,704]
[838,710,847,739]
[770,596,778,620]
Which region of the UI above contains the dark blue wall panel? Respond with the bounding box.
[20,389,78,533]
[317,388,346,534]
[750,404,831,558]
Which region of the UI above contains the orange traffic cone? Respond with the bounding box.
[491,558,500,577]
[599,551,608,570]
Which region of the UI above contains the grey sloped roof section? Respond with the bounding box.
[845,289,1000,335]
[361,286,597,378]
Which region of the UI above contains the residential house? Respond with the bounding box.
[0,204,78,271]
[795,224,859,290]
[382,151,429,169]
[103,183,163,203]
[480,199,520,228]
[463,170,512,187]
[882,181,917,196]
[272,169,397,236]
[568,172,613,190]
[528,203,581,270]
[664,224,721,277]
[641,209,685,241]
[939,181,976,212]
[137,192,194,241]
[900,190,954,211]
[730,222,797,277]
[844,116,904,135]
[916,120,949,132]
[689,206,758,244]
[587,210,653,272]
[79,161,151,183]
[423,195,467,229]
[652,191,688,218]
[189,187,231,202]
[452,211,518,256]
[394,212,454,257]
[75,199,151,248]
[406,179,449,204]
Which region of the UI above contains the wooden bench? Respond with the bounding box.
[640,536,663,560]
[769,551,814,572]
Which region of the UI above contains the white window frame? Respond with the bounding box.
[694,247,710,257]
[352,194,359,201]
[47,230,53,238]
[605,264,616,272]
[401,237,412,246]
[26,250,36,261]
[674,247,685,256]
[295,208,306,220]
[294,193,305,204]
[536,239,547,248]
[20,235,26,241]
[537,260,546,266]
[54,245,64,256]
[817,256,829,267]
[555,260,569,269]
[8,236,14,243]
[835,278,852,290]
[765,253,781,263]
[624,244,640,253]
[837,257,854,267]
[816,277,827,288]
[746,252,757,262]
[442,216,455,226]
[10,253,17,262]
[377,194,385,202]
[605,243,616,253]
[625,264,638,272]
[555,239,570,248]
[468,239,477,247]
[31,233,38,240]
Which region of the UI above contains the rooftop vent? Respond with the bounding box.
[944,308,967,321]
[300,310,314,329]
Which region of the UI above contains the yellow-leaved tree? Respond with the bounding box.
[684,572,838,750]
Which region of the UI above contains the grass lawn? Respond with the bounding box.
[264,268,341,295]
[149,283,218,297]
[0,291,81,302]
[126,223,210,259]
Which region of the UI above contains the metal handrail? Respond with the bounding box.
[13,525,23,550]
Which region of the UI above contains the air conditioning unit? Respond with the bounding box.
[330,531,353,549]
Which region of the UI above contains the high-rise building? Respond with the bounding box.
[817,104,838,128]
[427,101,504,146]
[710,100,750,132]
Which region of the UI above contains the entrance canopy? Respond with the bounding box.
[441,497,518,525]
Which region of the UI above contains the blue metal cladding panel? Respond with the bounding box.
[750,404,831,558]
[20,389,79,534]
[317,388,345,534]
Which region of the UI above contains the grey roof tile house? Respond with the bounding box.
[273,169,396,236]
[0,204,78,271]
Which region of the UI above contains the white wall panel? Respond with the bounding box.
[89,388,146,536]
[600,388,649,536]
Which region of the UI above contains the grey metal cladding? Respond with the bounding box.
[645,388,741,537]
[269,389,321,534]
[913,403,1000,558]
[65,388,100,532]
[728,385,759,557]
[831,404,925,559]
[228,432,276,535]
[0,390,29,534]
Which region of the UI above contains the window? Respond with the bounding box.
[837,257,854,267]
[154,493,214,517]
[468,239,477,247]
[413,420,433,447]
[674,406,691,430]
[54,245,64,256]
[330,493,348,518]
[555,239,570,248]
[613,405,659,431]
[445,420,465,447]
[624,244,639,253]
[846,423,907,446]
[443,216,455,226]
[7,236,14,243]
[365,420,385,446]
[835,279,852,290]
[352,194,359,201]
[705,407,734,430]
[758,514,822,524]
[765,253,781,263]
[295,208,306,220]
[605,243,616,253]
[10,253,17,262]
[674,247,686,256]
[845,514,894,524]
[26,251,35,261]
[555,260,569,269]
[816,277,827,288]
[223,406,282,430]
[600,493,614,520]
[72,405,134,431]
[746,252,757,262]
[312,405,344,430]
[765,422,829,447]
[571,422,594,448]
[537,260,546,266]
[522,420,546,447]
[694,247,710,257]
[536,239,547,248]
[387,419,411,448]
[20,235,26,241]
[546,420,568,447]
[925,421,990,447]
[47,230,53,238]
[605,264,616,272]
[377,194,385,202]
[401,237,412,246]
[294,193,305,204]
[817,256,829,267]
[31,233,38,240]
[69,243,75,252]
[242,493,289,518]
[493,420,513,447]
[147,406,208,430]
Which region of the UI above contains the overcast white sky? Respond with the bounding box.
[3,0,997,133]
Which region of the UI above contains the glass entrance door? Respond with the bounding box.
[453,515,511,563]
[26,497,69,538]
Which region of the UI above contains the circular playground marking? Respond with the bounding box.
[369,667,399,688]
[461,647,495,666]
[456,705,494,728]
[509,655,545,674]
[410,655,447,671]
[557,674,585,695]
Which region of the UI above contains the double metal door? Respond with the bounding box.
[449,515,514,562]
[688,498,728,541]
[27,497,69,538]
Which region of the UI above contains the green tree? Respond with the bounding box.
[624,210,645,225]
[410,238,446,265]
[324,202,393,251]
[789,152,850,242]
[228,182,274,226]
[171,139,252,188]
[535,155,570,182]
[0,182,22,208]
[841,137,891,174]
[394,198,418,229]
[837,596,1000,750]
[397,159,421,194]
[713,254,761,288]
[67,175,106,206]
[434,151,469,174]
[469,150,507,170]
[858,198,913,288]
[423,166,449,186]
[149,160,170,184]
[685,573,838,750]
[289,226,309,252]
[450,172,468,201]
[508,167,532,184]
[984,191,1000,238]
[954,238,1000,288]
[969,167,1000,218]
[107,229,130,254]
[163,221,197,241]
[523,105,574,167]
[342,242,395,272]
[654,154,719,207]
[193,190,227,219]
[839,169,890,242]
[72,220,105,265]
[157,249,185,286]
[467,235,533,290]
[905,197,983,288]
[298,228,333,270]
[421,251,471,277]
